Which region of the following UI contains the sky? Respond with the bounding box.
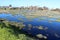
[0,0,60,9]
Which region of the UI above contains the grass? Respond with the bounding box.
[56,18,60,22]
[0,9,60,18]
[0,20,37,40]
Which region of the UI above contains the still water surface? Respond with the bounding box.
[0,13,60,40]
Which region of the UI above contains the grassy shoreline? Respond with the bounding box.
[0,19,38,40]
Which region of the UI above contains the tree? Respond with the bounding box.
[43,6,48,10]
[9,4,12,7]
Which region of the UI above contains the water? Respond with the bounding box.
[0,13,60,40]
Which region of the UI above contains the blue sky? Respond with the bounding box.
[0,0,60,8]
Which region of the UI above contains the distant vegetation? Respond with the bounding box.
[0,5,60,19]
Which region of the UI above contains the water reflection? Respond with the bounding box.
[0,13,60,40]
